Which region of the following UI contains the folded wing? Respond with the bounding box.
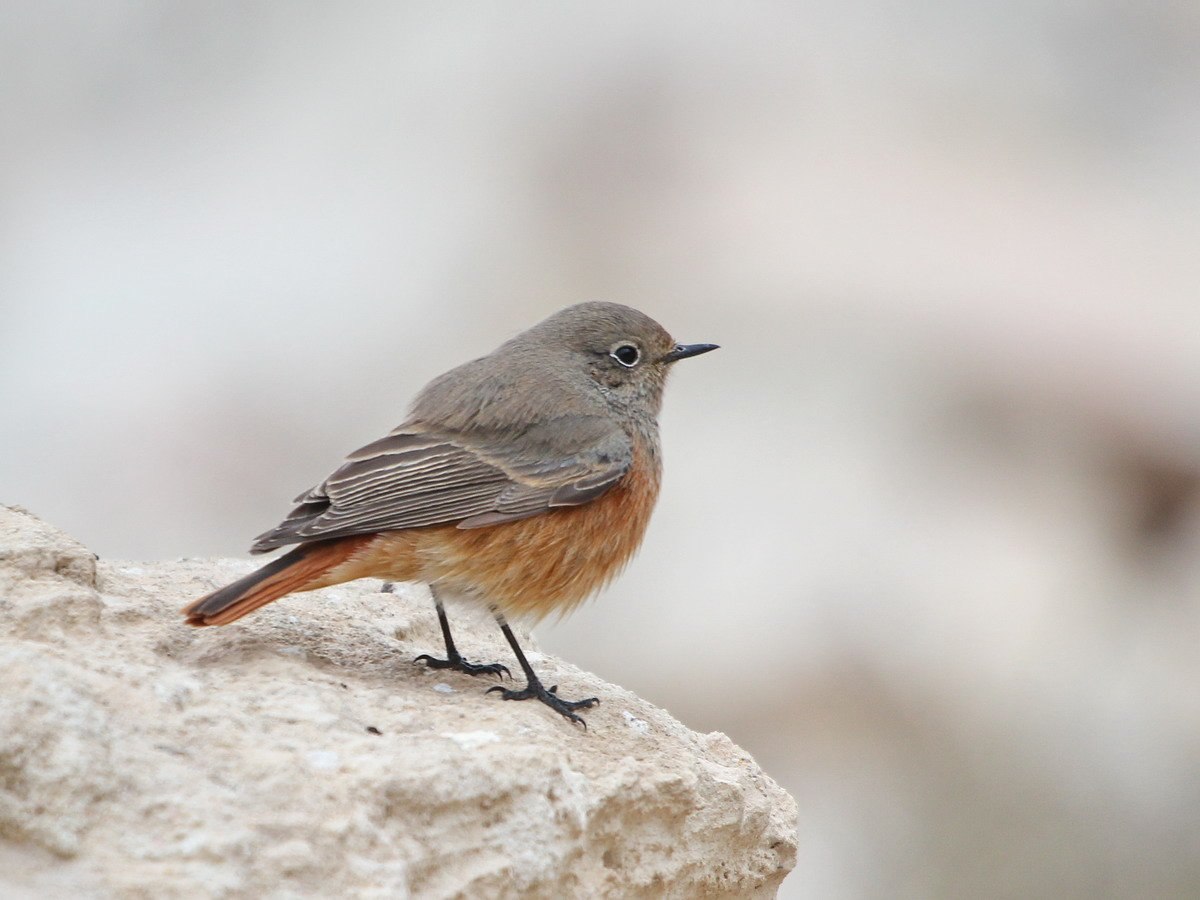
[250,417,633,553]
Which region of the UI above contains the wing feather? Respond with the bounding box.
[250,419,632,552]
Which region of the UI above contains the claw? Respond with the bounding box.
[488,680,599,727]
[415,653,510,679]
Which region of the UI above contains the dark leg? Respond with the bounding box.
[487,613,599,727]
[414,589,510,679]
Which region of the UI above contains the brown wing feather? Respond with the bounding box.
[250,418,632,552]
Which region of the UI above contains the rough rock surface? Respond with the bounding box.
[0,506,797,898]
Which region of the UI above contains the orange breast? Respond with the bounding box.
[363,448,662,620]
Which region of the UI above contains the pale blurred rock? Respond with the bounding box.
[0,506,797,898]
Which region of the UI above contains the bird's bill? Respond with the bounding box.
[662,342,720,363]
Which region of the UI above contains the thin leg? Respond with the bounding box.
[414,588,510,679]
[487,613,599,727]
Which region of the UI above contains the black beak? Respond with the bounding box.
[662,342,719,363]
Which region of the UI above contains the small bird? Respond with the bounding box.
[182,302,717,725]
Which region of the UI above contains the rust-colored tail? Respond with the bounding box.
[182,537,365,627]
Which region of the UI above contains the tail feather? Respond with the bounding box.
[182,538,365,626]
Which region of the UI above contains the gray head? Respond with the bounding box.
[517,301,718,416]
[411,301,717,431]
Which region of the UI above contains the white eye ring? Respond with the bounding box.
[610,343,641,367]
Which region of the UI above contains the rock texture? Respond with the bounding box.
[0,506,796,898]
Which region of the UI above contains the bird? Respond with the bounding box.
[182,301,717,726]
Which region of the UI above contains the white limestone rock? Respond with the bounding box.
[0,506,797,897]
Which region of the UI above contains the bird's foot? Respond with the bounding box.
[488,679,599,728]
[415,651,510,679]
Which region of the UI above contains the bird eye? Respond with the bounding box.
[610,343,641,367]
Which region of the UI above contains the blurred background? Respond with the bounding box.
[3,3,1199,897]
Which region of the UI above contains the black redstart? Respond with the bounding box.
[183,301,717,725]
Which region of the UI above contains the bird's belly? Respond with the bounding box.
[370,458,661,620]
